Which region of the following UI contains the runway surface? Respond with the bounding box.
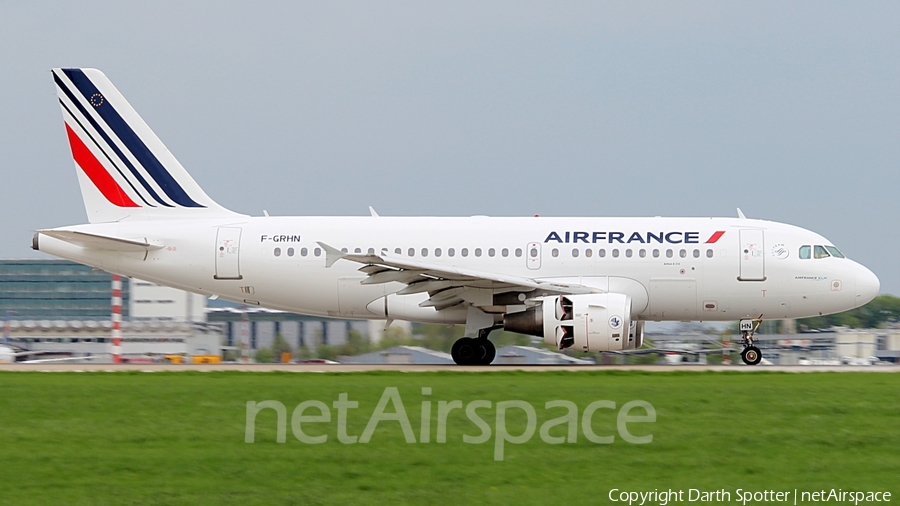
[1,363,898,373]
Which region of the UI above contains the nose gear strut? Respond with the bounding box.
[739,315,763,366]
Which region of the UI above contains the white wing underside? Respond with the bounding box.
[318,242,597,311]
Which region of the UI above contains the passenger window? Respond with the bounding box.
[599,249,606,258]
[502,248,509,257]
[693,249,700,258]
[666,249,673,258]
[395,248,402,254]
[475,248,482,257]
[572,248,579,258]
[639,249,646,258]
[799,245,811,259]
[585,249,593,258]
[421,248,429,257]
[653,249,660,258]
[551,248,559,258]
[530,248,538,258]
[488,248,495,257]
[679,249,687,258]
[301,247,308,257]
[354,248,362,254]
[706,249,713,258]
[341,248,348,253]
[274,247,281,257]
[314,248,321,257]
[625,249,632,258]
[381,248,388,255]
[825,246,845,258]
[448,248,455,257]
[612,249,619,258]
[367,248,375,255]
[435,248,442,257]
[814,245,830,259]
[287,248,295,257]
[515,248,523,257]
[462,248,469,257]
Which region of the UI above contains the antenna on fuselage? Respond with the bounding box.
[736,208,747,219]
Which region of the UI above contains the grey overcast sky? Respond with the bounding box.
[2,2,898,294]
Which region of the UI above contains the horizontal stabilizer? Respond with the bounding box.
[37,230,163,252]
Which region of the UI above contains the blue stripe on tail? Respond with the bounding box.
[54,71,167,207]
[61,68,204,208]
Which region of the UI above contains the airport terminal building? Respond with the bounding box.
[0,259,130,320]
[0,259,218,361]
[1,259,373,362]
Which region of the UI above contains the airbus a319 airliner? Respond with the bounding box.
[34,68,880,365]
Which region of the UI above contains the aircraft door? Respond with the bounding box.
[215,227,243,280]
[738,229,765,281]
[526,242,542,270]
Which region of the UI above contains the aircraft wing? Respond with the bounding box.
[318,242,597,310]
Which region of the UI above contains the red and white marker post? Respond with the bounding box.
[111,274,122,364]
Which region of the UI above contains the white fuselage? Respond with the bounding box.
[36,215,880,324]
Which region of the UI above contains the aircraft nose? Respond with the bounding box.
[855,263,880,306]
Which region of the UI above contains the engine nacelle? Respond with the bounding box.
[630,320,644,349]
[504,294,642,352]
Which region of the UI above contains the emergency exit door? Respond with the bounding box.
[215,227,243,280]
[738,229,765,281]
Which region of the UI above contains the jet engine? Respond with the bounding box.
[504,294,643,352]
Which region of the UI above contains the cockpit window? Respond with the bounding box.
[814,245,830,259]
[799,245,811,259]
[825,246,845,258]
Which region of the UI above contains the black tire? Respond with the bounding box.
[741,346,762,366]
[478,339,496,365]
[451,337,477,365]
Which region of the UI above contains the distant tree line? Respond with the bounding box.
[796,295,900,331]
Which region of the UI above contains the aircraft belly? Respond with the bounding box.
[649,278,698,320]
[338,277,385,317]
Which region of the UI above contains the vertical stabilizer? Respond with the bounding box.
[52,68,241,222]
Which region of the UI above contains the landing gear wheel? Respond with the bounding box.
[741,346,762,366]
[451,337,496,365]
[476,339,496,365]
[451,337,477,365]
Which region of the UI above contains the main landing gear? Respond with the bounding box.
[451,327,498,366]
[451,307,499,366]
[739,316,763,366]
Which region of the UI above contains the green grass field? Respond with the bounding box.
[0,371,897,505]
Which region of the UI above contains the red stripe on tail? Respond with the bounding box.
[65,123,138,207]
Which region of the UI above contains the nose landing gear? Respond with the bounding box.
[739,316,763,366]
